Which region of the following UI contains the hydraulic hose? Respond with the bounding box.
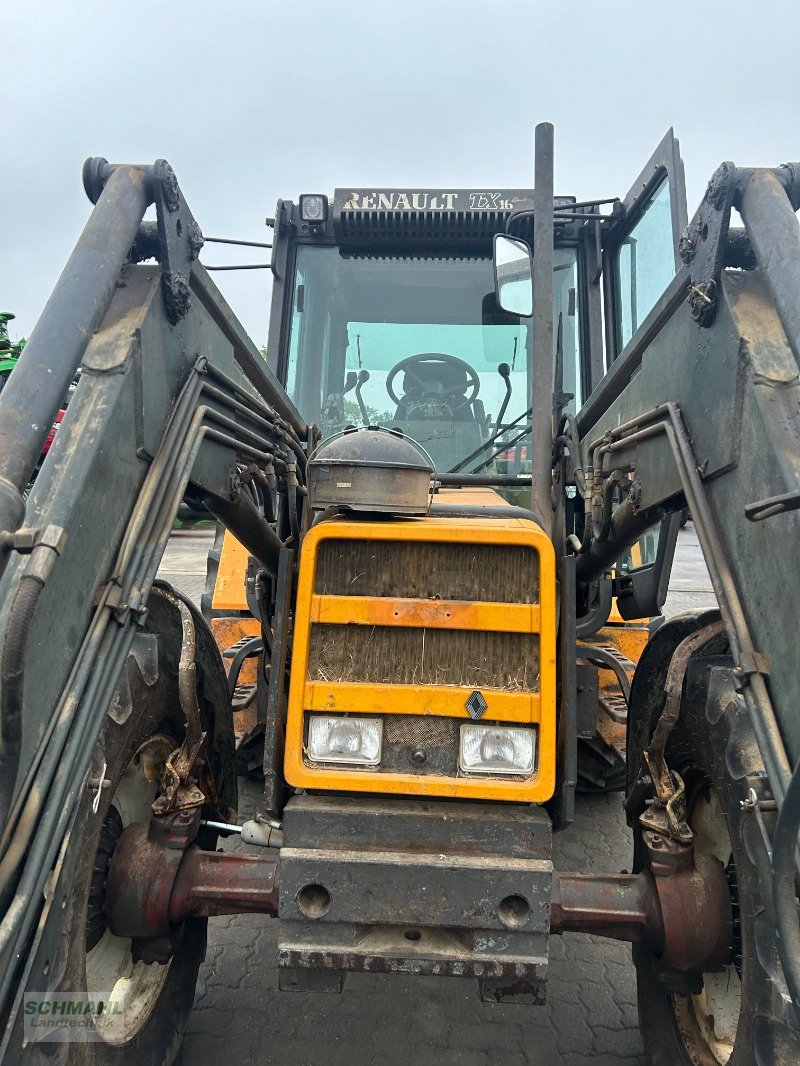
[0,533,64,825]
[0,576,44,823]
[286,464,301,546]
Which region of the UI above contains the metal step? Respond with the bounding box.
[232,682,257,710]
[223,636,262,659]
[597,645,637,674]
[599,692,628,725]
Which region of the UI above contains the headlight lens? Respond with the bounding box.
[459,724,536,776]
[307,715,382,766]
[299,194,328,223]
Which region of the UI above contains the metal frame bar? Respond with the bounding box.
[576,401,792,802]
[530,123,556,532]
[0,165,153,554]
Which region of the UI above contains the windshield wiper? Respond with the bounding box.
[470,420,531,475]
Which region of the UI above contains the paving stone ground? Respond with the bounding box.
[161,525,713,1066]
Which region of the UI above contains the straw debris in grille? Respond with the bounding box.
[315,539,538,603]
[307,624,540,692]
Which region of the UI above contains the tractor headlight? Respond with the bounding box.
[299,194,328,224]
[307,715,382,766]
[458,724,536,776]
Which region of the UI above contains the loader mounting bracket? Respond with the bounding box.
[679,161,735,327]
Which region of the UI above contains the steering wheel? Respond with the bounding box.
[386,353,480,414]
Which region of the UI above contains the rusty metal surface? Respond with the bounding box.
[172,847,280,921]
[552,834,731,975]
[105,817,279,941]
[105,815,199,941]
[277,794,552,992]
[641,832,731,974]
[550,871,662,947]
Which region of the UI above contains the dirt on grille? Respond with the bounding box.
[307,623,540,691]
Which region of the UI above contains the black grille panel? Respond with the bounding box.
[337,209,508,249]
[385,716,453,747]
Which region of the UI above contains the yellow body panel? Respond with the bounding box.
[311,594,541,633]
[304,681,542,721]
[597,621,651,667]
[578,620,651,762]
[284,513,557,802]
[211,533,250,612]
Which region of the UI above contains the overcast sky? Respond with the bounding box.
[3,0,799,347]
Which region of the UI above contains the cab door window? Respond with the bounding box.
[615,178,675,349]
[604,129,687,362]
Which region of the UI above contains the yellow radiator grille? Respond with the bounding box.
[285,516,557,803]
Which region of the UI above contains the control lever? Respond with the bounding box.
[322,372,359,425]
[495,362,512,429]
[355,369,371,425]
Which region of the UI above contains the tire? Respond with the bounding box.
[37,585,235,1064]
[626,611,798,1066]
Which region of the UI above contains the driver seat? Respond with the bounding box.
[394,361,476,423]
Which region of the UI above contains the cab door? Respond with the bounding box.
[599,131,687,619]
[603,128,688,365]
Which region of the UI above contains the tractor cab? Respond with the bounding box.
[266,189,584,480]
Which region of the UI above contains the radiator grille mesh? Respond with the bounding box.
[384,716,454,747]
[315,539,538,603]
[307,624,539,692]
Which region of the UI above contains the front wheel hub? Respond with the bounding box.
[550,832,732,977]
[642,830,732,974]
[104,815,280,943]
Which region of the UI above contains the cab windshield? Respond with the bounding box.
[284,245,580,474]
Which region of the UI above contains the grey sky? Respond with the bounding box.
[3,0,799,347]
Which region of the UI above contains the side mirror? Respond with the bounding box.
[493,234,533,317]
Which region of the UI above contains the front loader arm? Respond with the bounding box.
[0,160,308,1021]
[573,161,800,1010]
[575,164,800,784]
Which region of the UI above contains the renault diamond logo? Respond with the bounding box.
[466,690,488,720]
